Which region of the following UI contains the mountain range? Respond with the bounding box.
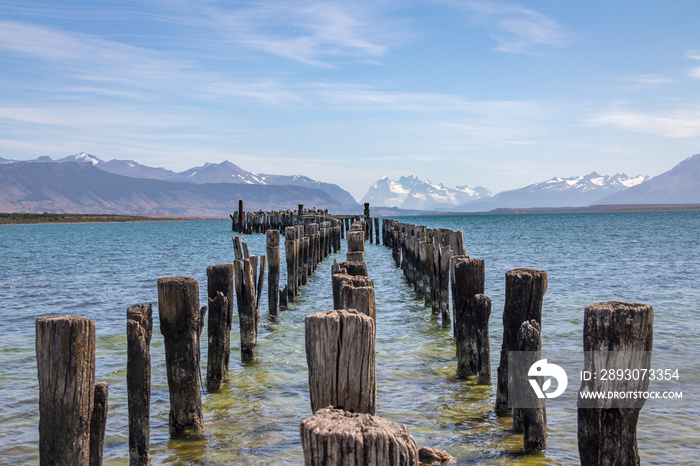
[1,152,698,217]
[361,175,492,210]
[2,152,359,207]
[0,160,350,217]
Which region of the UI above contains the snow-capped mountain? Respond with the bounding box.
[57,151,101,165]
[597,154,700,205]
[361,175,492,210]
[459,172,649,211]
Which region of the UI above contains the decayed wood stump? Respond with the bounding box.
[234,259,257,361]
[305,310,376,414]
[496,268,547,415]
[300,407,419,465]
[332,272,374,310]
[127,303,152,465]
[578,301,653,466]
[339,260,368,277]
[339,283,376,321]
[450,256,489,383]
[206,263,234,392]
[514,320,546,452]
[36,315,96,466]
[157,276,205,434]
[90,381,109,466]
[267,230,280,316]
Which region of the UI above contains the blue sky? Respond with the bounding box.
[1,0,699,199]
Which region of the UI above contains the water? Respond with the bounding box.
[0,211,698,465]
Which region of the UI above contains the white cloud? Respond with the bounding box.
[589,110,700,138]
[686,50,700,80]
[167,0,410,67]
[442,0,567,53]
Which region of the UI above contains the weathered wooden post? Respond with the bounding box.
[578,302,653,466]
[267,230,280,316]
[374,217,380,245]
[438,245,451,324]
[339,283,376,321]
[305,309,376,414]
[496,269,547,415]
[300,408,419,465]
[127,304,152,466]
[36,316,95,465]
[451,256,490,383]
[206,263,234,392]
[285,227,296,300]
[238,199,244,232]
[301,236,309,286]
[90,381,109,466]
[157,277,205,434]
[514,320,546,452]
[346,230,365,262]
[234,259,257,361]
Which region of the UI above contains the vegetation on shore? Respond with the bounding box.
[0,212,193,225]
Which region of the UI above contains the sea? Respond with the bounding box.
[0,211,698,465]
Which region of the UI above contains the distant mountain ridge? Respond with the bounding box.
[597,153,700,205]
[25,152,358,206]
[457,172,649,211]
[0,161,349,217]
[361,175,492,210]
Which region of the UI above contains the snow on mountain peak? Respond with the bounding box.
[362,175,492,209]
[74,152,100,165]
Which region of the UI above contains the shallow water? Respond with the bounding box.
[0,211,698,464]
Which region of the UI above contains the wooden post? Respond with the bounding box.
[450,256,490,383]
[285,227,296,301]
[279,285,288,309]
[578,302,653,466]
[234,259,257,361]
[346,230,365,262]
[256,255,266,315]
[300,408,419,465]
[267,230,280,316]
[339,283,376,320]
[127,304,152,466]
[515,320,546,452]
[206,264,234,392]
[339,260,368,277]
[496,269,547,415]
[301,236,309,286]
[90,381,109,466]
[36,316,95,465]
[305,309,376,414]
[439,245,451,324]
[238,199,244,232]
[157,277,205,434]
[374,217,380,245]
[332,273,374,310]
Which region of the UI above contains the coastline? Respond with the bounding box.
[0,212,218,225]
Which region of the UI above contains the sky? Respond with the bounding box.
[1,0,699,200]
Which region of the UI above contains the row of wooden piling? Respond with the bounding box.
[35,211,655,465]
[380,217,653,463]
[301,221,445,464]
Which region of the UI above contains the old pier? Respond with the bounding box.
[33,200,656,464]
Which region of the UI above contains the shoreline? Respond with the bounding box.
[0,212,219,225]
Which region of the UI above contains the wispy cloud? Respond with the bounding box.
[163,0,411,67]
[617,74,678,89]
[686,50,700,79]
[589,108,700,138]
[442,0,567,53]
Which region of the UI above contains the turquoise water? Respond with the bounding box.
[0,211,698,464]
